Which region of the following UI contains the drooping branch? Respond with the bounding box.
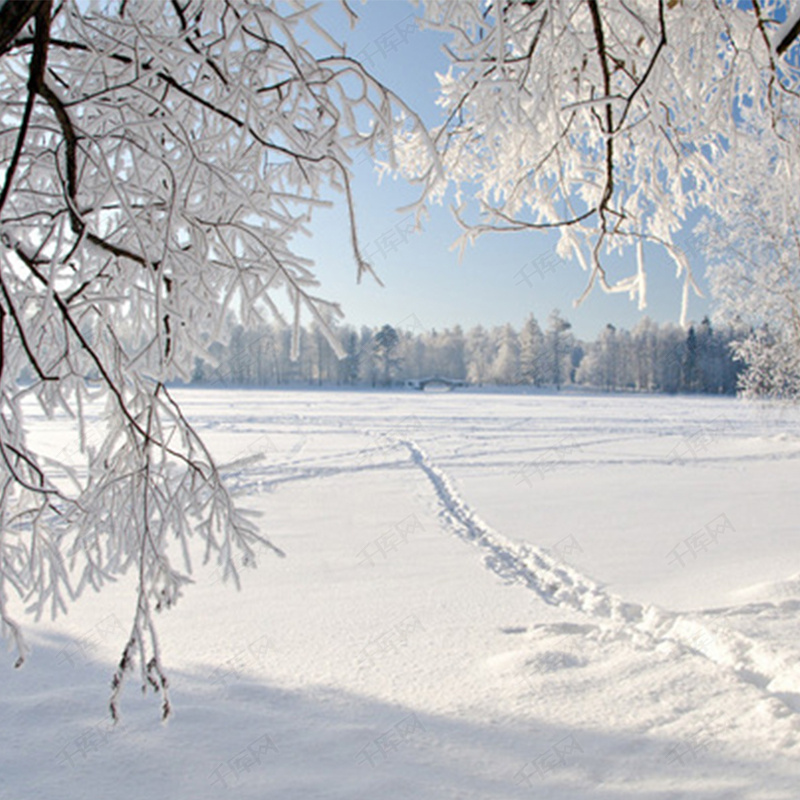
[586,0,615,214]
[0,3,50,218]
[614,0,667,132]
[0,2,406,718]
[776,4,800,55]
[0,0,46,57]
[0,268,56,382]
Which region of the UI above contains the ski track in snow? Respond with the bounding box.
[397,436,800,721]
[220,422,800,498]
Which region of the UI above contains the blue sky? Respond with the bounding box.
[297,1,713,340]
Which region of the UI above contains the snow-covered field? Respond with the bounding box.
[4,388,800,799]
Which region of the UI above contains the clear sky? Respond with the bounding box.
[296,1,713,341]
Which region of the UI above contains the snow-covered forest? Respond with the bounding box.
[192,313,743,394]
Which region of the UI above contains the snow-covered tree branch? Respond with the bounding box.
[397,0,800,325]
[0,0,428,717]
[705,144,800,398]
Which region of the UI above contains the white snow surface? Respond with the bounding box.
[4,388,800,799]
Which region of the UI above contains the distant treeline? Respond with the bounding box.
[191,310,745,394]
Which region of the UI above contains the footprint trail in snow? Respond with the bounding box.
[399,437,800,717]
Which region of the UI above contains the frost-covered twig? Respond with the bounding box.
[0,0,429,717]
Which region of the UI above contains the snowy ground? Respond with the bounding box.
[4,388,800,799]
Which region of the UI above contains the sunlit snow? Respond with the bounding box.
[4,388,800,798]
